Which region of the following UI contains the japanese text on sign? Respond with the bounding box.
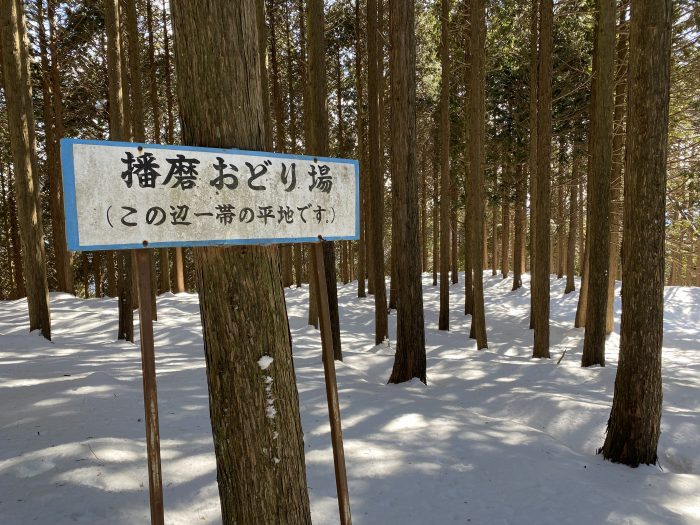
[61,139,359,251]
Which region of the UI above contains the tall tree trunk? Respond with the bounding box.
[368,0,388,344]
[556,158,565,279]
[528,0,539,330]
[38,0,73,294]
[105,0,133,340]
[355,0,367,298]
[451,208,459,284]
[337,52,347,289]
[125,0,158,321]
[0,166,15,298]
[512,163,524,290]
[565,149,579,294]
[82,253,90,298]
[5,165,25,298]
[294,244,303,288]
[93,252,101,296]
[307,0,342,360]
[257,1,272,152]
[432,141,439,287]
[297,2,318,328]
[601,0,671,467]
[469,0,487,348]
[491,202,497,276]
[582,0,615,368]
[0,0,51,338]
[532,0,551,359]
[575,215,590,327]
[170,1,313,520]
[438,0,450,330]
[284,4,303,290]
[606,2,628,333]
[50,0,72,293]
[146,0,170,295]
[389,213,398,309]
[575,58,597,330]
[696,230,700,287]
[388,0,426,384]
[463,0,474,310]
[160,0,184,294]
[502,189,510,279]
[421,149,428,274]
[146,0,160,145]
[269,0,294,288]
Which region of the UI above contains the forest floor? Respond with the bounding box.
[0,273,699,524]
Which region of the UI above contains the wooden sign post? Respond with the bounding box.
[61,138,358,525]
[311,240,352,525]
[133,249,164,525]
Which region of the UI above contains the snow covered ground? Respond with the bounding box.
[1,273,699,524]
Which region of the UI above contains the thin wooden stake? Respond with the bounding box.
[310,240,352,525]
[135,249,165,525]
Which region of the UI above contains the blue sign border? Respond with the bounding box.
[61,138,361,251]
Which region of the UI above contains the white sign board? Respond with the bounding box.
[60,139,359,251]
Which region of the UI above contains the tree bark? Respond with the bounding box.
[601,0,671,467]
[93,252,102,296]
[451,208,459,284]
[0,0,51,339]
[125,0,158,320]
[170,1,313,520]
[533,0,551,358]
[469,0,487,349]
[105,0,133,340]
[502,191,510,279]
[50,0,72,293]
[432,139,439,287]
[463,0,474,310]
[37,0,73,294]
[146,0,170,296]
[582,0,615,368]
[0,165,16,298]
[367,0,388,344]
[606,2,628,333]
[355,0,367,298]
[512,163,525,290]
[160,0,185,294]
[306,0,342,360]
[421,150,428,273]
[6,166,25,299]
[491,201,498,276]
[388,0,426,384]
[81,253,90,298]
[565,150,578,294]
[556,157,565,279]
[258,1,273,151]
[528,0,539,330]
[389,216,397,310]
[438,0,450,331]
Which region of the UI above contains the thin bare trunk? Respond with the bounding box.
[533,0,551,358]
[528,0,539,330]
[582,0,615,367]
[1,0,51,338]
[368,0,388,343]
[606,2,628,333]
[469,0,487,348]
[438,0,450,331]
